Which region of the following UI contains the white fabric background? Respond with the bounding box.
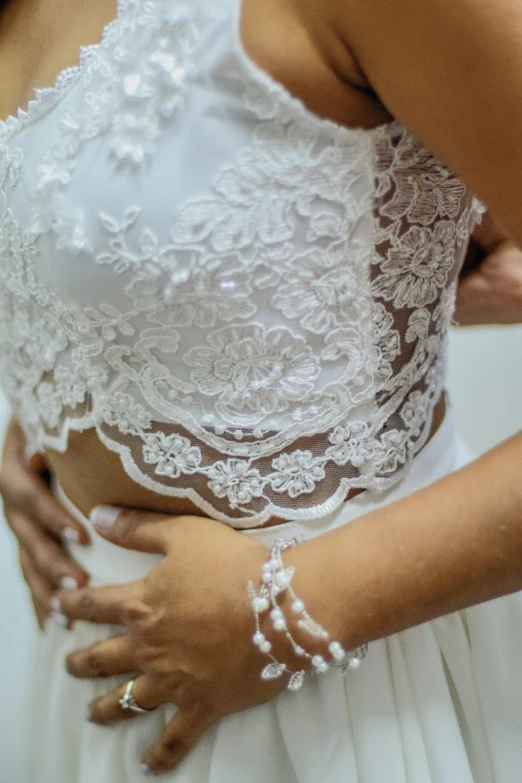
[0,325,520,780]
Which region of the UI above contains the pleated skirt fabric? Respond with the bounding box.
[27,414,522,782]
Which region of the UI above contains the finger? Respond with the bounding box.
[20,547,78,630]
[66,634,136,679]
[57,582,139,625]
[30,480,91,545]
[88,674,164,725]
[0,419,88,543]
[19,548,53,630]
[1,465,89,545]
[26,451,50,477]
[22,470,90,545]
[90,506,173,554]
[141,705,217,775]
[8,510,89,589]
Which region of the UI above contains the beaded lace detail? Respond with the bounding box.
[0,0,485,526]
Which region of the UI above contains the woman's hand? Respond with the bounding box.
[0,416,90,629]
[56,509,293,776]
[455,211,522,325]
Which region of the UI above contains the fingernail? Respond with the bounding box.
[140,764,156,777]
[59,576,79,590]
[90,505,123,531]
[24,444,44,463]
[63,527,81,544]
[50,610,68,627]
[51,595,61,612]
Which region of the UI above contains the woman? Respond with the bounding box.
[1,0,522,780]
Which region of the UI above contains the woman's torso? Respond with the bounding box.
[0,0,481,526]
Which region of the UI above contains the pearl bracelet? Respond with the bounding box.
[248,537,367,691]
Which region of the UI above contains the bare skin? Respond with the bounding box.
[2,0,522,775]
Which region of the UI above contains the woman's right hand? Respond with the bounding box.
[456,211,522,326]
[0,416,90,629]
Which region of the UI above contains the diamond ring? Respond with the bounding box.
[119,677,156,714]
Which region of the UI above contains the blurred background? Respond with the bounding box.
[0,324,520,779]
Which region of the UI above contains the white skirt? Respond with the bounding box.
[27,414,522,783]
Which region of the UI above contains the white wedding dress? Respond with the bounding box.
[1,0,521,780]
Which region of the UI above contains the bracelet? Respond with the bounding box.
[248,537,367,692]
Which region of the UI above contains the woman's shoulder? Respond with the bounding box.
[318,0,522,245]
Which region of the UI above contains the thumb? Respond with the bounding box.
[90,505,172,554]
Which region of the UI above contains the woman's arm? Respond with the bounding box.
[329,0,522,247]
[56,432,522,775]
[287,430,522,651]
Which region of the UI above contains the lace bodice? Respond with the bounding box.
[0,0,484,526]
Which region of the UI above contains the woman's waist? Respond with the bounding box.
[46,393,449,531]
[58,407,461,588]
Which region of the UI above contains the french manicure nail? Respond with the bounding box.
[63,527,81,544]
[90,505,123,531]
[51,595,61,613]
[140,763,156,776]
[60,576,79,590]
[50,610,68,627]
[24,444,44,463]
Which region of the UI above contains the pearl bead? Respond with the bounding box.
[312,655,325,668]
[269,558,279,569]
[262,562,272,573]
[253,632,265,646]
[348,657,361,669]
[292,599,305,614]
[273,618,286,631]
[253,597,269,613]
[260,640,272,653]
[270,608,283,621]
[317,661,329,673]
[329,642,346,661]
[295,646,306,656]
[262,573,273,584]
[275,572,290,588]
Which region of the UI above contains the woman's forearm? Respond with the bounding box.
[287,431,522,650]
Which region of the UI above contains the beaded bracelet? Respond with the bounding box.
[248,537,368,691]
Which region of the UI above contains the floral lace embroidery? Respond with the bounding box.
[0,0,485,526]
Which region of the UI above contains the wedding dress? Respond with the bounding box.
[1,0,520,780]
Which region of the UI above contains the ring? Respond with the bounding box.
[119,678,156,714]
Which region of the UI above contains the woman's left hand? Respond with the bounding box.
[56,509,291,776]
